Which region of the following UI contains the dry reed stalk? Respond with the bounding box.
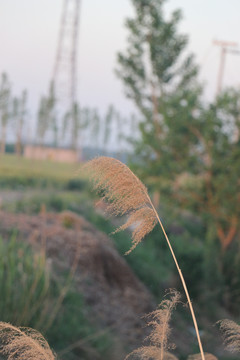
[84,156,206,360]
[218,319,240,353]
[0,322,55,359]
[126,289,180,360]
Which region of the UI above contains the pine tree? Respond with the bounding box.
[116,0,240,308]
[116,0,201,204]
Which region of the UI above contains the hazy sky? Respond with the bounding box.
[1,0,240,120]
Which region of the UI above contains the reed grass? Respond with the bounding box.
[84,156,206,360]
[126,289,180,360]
[218,319,240,354]
[0,322,55,359]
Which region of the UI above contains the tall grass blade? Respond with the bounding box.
[84,156,205,360]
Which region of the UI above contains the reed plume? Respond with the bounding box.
[84,156,157,254]
[0,322,55,359]
[126,289,180,360]
[84,156,205,360]
[217,319,240,353]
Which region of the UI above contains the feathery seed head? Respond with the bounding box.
[0,322,55,360]
[84,157,157,253]
[145,290,180,351]
[125,289,180,360]
[217,319,240,353]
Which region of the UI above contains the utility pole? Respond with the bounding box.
[213,39,239,95]
[52,0,81,146]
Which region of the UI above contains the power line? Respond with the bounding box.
[213,39,240,95]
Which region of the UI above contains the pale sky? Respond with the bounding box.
[1,0,240,122]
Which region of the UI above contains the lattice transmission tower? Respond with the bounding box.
[52,0,81,146]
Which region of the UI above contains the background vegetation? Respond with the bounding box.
[0,0,239,359]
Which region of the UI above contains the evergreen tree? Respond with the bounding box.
[116,0,201,205]
[174,88,240,305]
[176,88,240,252]
[116,0,240,306]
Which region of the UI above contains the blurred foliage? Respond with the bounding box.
[0,233,51,327]
[0,232,112,360]
[1,154,240,358]
[0,72,28,155]
[2,161,240,315]
[117,0,240,310]
[12,89,27,155]
[2,190,91,214]
[0,154,86,189]
[37,81,57,146]
[0,73,11,154]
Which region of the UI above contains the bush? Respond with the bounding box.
[65,178,88,191]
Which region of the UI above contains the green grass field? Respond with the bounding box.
[0,154,85,188]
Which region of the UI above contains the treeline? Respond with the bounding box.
[0,74,138,155]
[36,82,138,152]
[0,73,27,155]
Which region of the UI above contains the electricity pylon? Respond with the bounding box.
[52,0,81,146]
[213,39,240,95]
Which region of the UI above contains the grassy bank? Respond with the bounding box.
[0,154,85,189]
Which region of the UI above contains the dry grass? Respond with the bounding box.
[217,319,240,354]
[84,156,205,360]
[0,153,78,183]
[125,289,180,360]
[0,322,55,359]
[84,156,157,254]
